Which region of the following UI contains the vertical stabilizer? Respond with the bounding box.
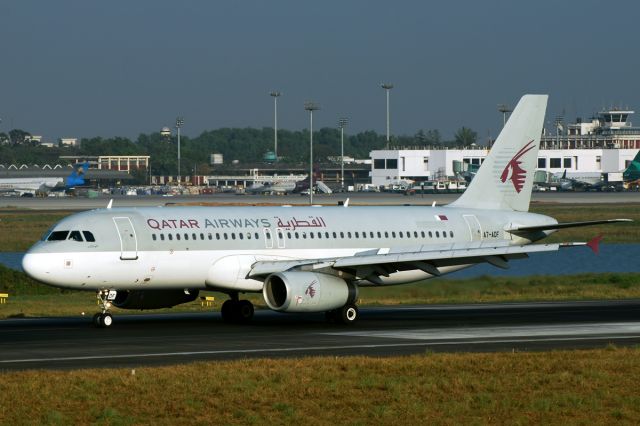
[449,94,548,212]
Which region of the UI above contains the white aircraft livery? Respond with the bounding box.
[22,95,631,327]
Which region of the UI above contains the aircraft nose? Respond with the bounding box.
[22,252,51,283]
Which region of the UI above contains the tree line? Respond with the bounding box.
[0,126,480,176]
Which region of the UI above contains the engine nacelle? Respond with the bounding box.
[263,272,358,313]
[112,289,199,310]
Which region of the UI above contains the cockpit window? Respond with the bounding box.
[83,231,96,242]
[68,231,84,242]
[47,231,69,241]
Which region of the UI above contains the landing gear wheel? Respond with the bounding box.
[93,290,115,328]
[101,313,113,328]
[338,304,359,325]
[221,300,237,323]
[236,300,254,323]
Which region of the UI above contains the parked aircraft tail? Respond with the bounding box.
[449,94,548,212]
[65,162,88,187]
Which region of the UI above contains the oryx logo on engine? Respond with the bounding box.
[305,280,317,298]
[500,140,535,193]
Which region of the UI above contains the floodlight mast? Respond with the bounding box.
[338,117,348,190]
[175,117,184,186]
[381,83,394,148]
[270,91,281,159]
[304,102,320,205]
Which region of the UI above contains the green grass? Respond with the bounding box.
[1,348,639,424]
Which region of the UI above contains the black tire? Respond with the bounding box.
[236,300,254,323]
[221,300,236,323]
[93,313,102,328]
[338,304,359,325]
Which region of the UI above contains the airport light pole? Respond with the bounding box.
[381,83,393,148]
[498,104,511,128]
[338,117,348,190]
[175,117,184,186]
[270,91,281,160]
[304,102,320,205]
[176,117,184,186]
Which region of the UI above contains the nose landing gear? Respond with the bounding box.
[93,289,116,328]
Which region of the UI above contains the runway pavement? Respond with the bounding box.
[1,191,640,210]
[1,300,639,371]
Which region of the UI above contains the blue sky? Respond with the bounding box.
[1,1,638,141]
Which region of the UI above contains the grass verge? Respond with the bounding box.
[0,348,639,424]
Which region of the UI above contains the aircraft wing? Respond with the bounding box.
[247,240,588,281]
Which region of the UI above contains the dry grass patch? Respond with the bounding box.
[0,348,639,424]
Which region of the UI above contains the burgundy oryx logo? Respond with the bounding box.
[305,280,317,298]
[500,140,535,193]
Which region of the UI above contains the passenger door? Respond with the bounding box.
[113,217,138,260]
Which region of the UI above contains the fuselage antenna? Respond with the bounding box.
[107,199,113,209]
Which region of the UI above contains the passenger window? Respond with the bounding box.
[160,234,165,241]
[450,231,454,238]
[287,232,292,239]
[333,232,337,238]
[384,232,388,238]
[224,233,228,240]
[68,231,83,242]
[83,231,96,242]
[443,232,447,238]
[184,233,189,240]
[370,232,374,238]
[317,232,322,239]
[255,233,259,239]
[436,231,440,238]
[216,233,221,240]
[295,232,299,239]
[428,231,433,238]
[232,233,236,240]
[325,232,330,238]
[355,232,359,238]
[48,231,69,241]
[278,232,283,239]
[421,231,425,238]
[414,231,418,238]
[347,232,352,238]
[194,233,198,240]
[310,232,314,239]
[239,233,244,240]
[399,232,403,238]
[168,234,173,241]
[302,232,307,239]
[361,232,366,239]
[340,232,344,238]
[152,234,157,241]
[176,234,181,240]
[208,233,212,240]
[247,232,252,240]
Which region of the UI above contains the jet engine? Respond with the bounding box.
[263,272,358,313]
[112,289,199,310]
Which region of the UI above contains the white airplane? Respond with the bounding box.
[22,95,630,327]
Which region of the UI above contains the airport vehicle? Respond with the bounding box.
[0,163,87,196]
[22,95,630,327]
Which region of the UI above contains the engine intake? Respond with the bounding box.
[112,289,199,310]
[263,272,357,313]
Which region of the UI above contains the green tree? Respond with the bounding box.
[454,127,478,147]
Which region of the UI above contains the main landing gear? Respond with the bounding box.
[220,293,254,323]
[325,303,359,325]
[93,289,115,328]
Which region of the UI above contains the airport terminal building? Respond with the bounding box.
[370,108,640,186]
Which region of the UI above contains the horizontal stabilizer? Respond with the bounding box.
[506,219,631,234]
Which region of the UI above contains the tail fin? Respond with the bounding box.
[65,162,88,187]
[449,94,548,212]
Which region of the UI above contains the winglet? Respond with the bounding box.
[586,234,603,255]
[107,199,113,209]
